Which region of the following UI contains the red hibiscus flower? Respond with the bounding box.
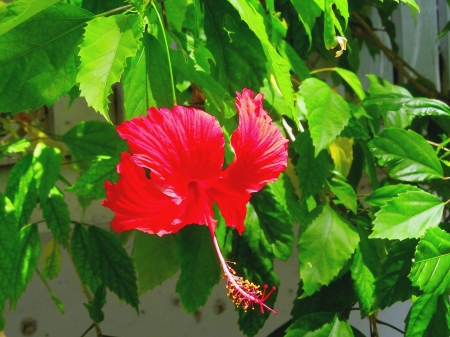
[103,89,288,314]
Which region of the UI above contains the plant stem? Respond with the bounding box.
[95,4,133,18]
[375,319,404,334]
[310,67,336,75]
[151,1,177,106]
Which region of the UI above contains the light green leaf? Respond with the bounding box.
[323,0,336,49]
[10,224,41,306]
[300,78,351,156]
[203,0,266,92]
[0,138,30,155]
[227,0,296,125]
[373,239,417,310]
[0,0,59,35]
[396,0,420,12]
[334,0,349,27]
[0,2,93,113]
[409,227,450,296]
[298,204,359,296]
[32,143,61,206]
[67,156,118,200]
[164,0,189,31]
[423,295,450,336]
[277,39,310,79]
[335,67,365,100]
[404,98,450,118]
[366,74,412,96]
[0,193,17,304]
[89,225,139,311]
[176,226,221,313]
[71,223,102,292]
[294,131,328,198]
[327,177,357,213]
[132,231,179,295]
[370,190,444,240]
[123,32,173,119]
[364,184,420,207]
[41,187,71,247]
[369,128,443,181]
[61,120,124,162]
[311,316,354,337]
[77,14,143,122]
[41,237,62,280]
[405,293,438,337]
[289,0,321,47]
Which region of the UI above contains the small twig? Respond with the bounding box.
[95,4,132,18]
[428,140,450,152]
[160,2,170,30]
[375,319,405,334]
[80,323,96,337]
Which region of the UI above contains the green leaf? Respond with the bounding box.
[5,153,34,223]
[84,285,106,323]
[373,239,417,310]
[366,74,412,96]
[41,187,71,247]
[369,128,443,181]
[271,172,305,224]
[0,193,18,304]
[350,245,375,318]
[0,2,93,112]
[71,223,102,292]
[294,131,328,197]
[0,0,59,35]
[234,236,279,337]
[335,67,366,100]
[67,156,118,200]
[123,32,173,119]
[397,0,420,12]
[203,0,266,92]
[438,20,450,39]
[227,0,296,125]
[364,184,420,207]
[300,78,351,156]
[423,295,450,336]
[0,138,30,155]
[32,143,61,206]
[290,0,321,47]
[176,226,221,313]
[404,98,450,118]
[286,312,336,337]
[277,39,310,80]
[327,177,357,213]
[61,120,124,162]
[37,269,64,314]
[409,227,450,296]
[370,190,444,240]
[244,185,294,261]
[311,316,354,337]
[405,293,438,337]
[298,204,359,296]
[41,237,62,280]
[77,14,143,122]
[132,231,179,295]
[10,224,41,306]
[89,225,139,311]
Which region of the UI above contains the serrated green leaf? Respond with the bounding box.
[89,225,139,311]
[0,193,18,304]
[244,185,293,261]
[67,156,118,200]
[132,231,179,295]
[298,204,359,296]
[123,32,173,119]
[364,184,420,207]
[286,312,336,337]
[369,128,443,181]
[294,131,328,198]
[409,227,450,296]
[300,78,351,156]
[32,143,61,206]
[10,224,41,306]
[404,98,450,118]
[0,0,59,35]
[423,295,450,337]
[71,223,102,292]
[373,239,417,310]
[0,2,93,113]
[290,0,321,47]
[42,187,71,247]
[0,138,30,154]
[5,153,35,223]
[227,0,296,125]
[61,120,124,162]
[271,172,304,224]
[84,285,106,323]
[277,39,310,80]
[203,0,266,92]
[335,67,365,100]
[340,117,369,140]
[350,246,375,318]
[327,177,357,213]
[41,237,62,280]
[366,74,412,96]
[77,14,143,121]
[405,293,438,337]
[176,226,221,313]
[234,236,279,337]
[370,190,444,240]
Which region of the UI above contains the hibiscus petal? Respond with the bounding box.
[225,89,288,193]
[116,106,225,198]
[102,152,187,236]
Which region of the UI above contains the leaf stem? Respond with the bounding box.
[95,4,133,18]
[310,67,336,75]
[151,1,177,106]
[375,319,404,334]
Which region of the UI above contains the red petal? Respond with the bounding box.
[116,106,225,199]
[225,89,288,192]
[103,152,187,236]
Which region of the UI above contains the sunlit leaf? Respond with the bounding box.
[41,237,62,280]
[335,67,365,100]
[289,0,321,47]
[405,293,438,337]
[327,177,357,214]
[328,137,354,178]
[32,143,61,206]
[277,39,310,80]
[364,184,420,207]
[41,187,71,247]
